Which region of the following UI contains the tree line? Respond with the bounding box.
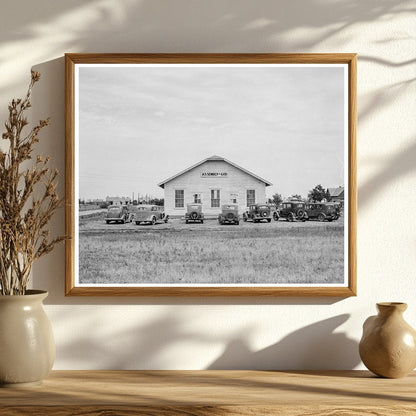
[268,184,333,206]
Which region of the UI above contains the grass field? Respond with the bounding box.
[78,214,345,285]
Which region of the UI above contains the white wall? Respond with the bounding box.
[0,0,415,370]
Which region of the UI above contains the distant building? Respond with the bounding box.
[158,155,272,216]
[327,186,344,203]
[105,196,131,205]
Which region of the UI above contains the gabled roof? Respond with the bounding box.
[327,187,344,197]
[158,155,272,188]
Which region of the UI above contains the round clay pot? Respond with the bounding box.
[359,302,416,378]
[0,290,55,387]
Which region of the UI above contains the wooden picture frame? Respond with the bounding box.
[65,53,356,296]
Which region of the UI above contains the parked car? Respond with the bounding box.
[243,204,272,223]
[134,205,168,225]
[218,204,239,225]
[105,205,134,224]
[278,201,306,222]
[185,203,204,224]
[268,204,280,221]
[305,202,340,222]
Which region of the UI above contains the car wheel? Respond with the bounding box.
[201,220,204,224]
[151,217,156,225]
[273,212,279,221]
[164,215,169,223]
[296,209,305,219]
[288,213,294,222]
[185,220,189,224]
[236,221,239,225]
[318,213,325,222]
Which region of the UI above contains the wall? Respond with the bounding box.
[0,0,415,370]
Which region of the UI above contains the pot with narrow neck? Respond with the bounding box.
[0,290,55,387]
[359,302,416,378]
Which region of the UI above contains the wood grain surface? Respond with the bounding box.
[1,370,415,415]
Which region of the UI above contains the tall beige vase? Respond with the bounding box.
[0,290,55,387]
[359,302,416,378]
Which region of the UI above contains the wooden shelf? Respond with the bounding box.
[1,370,415,415]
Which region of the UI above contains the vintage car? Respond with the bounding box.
[267,204,280,221]
[243,204,272,223]
[105,205,134,224]
[305,202,340,222]
[185,203,204,224]
[134,205,168,225]
[218,204,239,225]
[278,201,306,222]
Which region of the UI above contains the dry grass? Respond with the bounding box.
[79,218,344,284]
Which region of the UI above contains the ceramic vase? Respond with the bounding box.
[359,302,416,378]
[0,290,55,387]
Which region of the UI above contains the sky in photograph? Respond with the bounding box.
[78,64,345,201]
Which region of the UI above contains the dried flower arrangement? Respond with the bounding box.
[0,71,65,295]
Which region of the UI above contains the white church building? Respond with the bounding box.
[158,156,272,217]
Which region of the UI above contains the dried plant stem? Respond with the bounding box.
[0,71,66,295]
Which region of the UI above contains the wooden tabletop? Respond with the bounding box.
[1,370,415,415]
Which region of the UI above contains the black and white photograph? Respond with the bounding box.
[66,54,356,295]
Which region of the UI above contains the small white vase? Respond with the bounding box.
[0,290,55,387]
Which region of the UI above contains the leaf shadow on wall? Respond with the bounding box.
[1,0,414,97]
[358,138,416,210]
[53,308,359,370]
[54,312,214,369]
[207,314,360,370]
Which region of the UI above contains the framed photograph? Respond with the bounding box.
[65,53,356,296]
